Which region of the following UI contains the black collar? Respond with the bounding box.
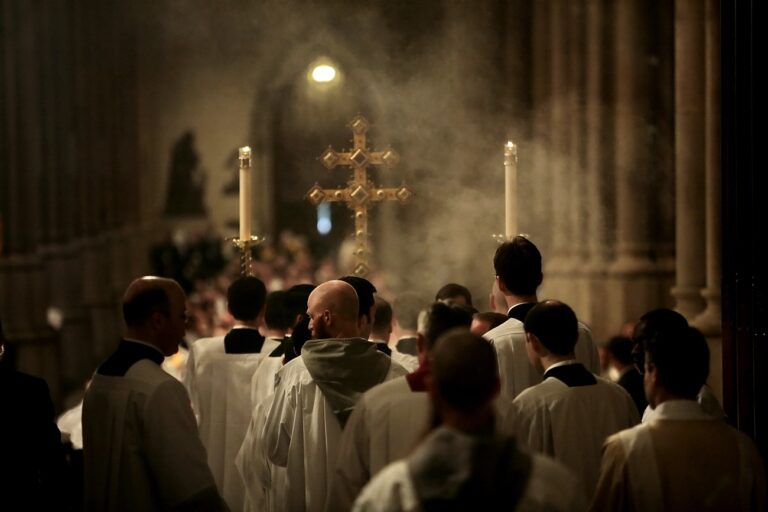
[396,337,418,356]
[507,302,536,322]
[543,362,597,387]
[224,328,266,354]
[97,339,164,377]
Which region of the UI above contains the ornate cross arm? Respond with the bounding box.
[304,114,412,276]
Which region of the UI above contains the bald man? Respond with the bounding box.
[83,277,226,512]
[262,280,407,511]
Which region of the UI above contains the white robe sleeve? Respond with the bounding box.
[263,371,297,467]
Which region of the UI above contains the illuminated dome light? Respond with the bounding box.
[311,64,337,83]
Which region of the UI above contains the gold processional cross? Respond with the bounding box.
[306,115,413,276]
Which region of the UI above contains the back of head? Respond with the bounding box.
[633,308,689,344]
[431,329,499,413]
[394,291,425,331]
[122,281,173,328]
[644,325,709,399]
[227,276,267,321]
[286,284,316,323]
[493,236,542,296]
[523,300,578,356]
[338,275,377,322]
[417,301,474,350]
[435,283,473,307]
[371,296,393,334]
[605,335,634,365]
[264,290,294,331]
[309,280,360,327]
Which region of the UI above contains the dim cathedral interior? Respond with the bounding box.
[0,0,764,456]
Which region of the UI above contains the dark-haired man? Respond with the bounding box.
[632,308,726,422]
[339,275,378,340]
[435,282,473,307]
[353,330,585,512]
[511,300,638,500]
[184,276,272,511]
[83,276,225,511]
[484,236,600,400]
[328,301,474,511]
[592,326,766,511]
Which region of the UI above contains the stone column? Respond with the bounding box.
[692,0,722,402]
[528,0,551,253]
[605,0,663,331]
[583,0,614,341]
[542,0,573,299]
[671,0,707,319]
[0,1,59,401]
[566,0,591,319]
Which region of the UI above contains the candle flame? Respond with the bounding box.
[239,146,251,159]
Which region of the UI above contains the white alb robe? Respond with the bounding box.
[236,355,287,512]
[353,452,586,512]
[512,371,639,499]
[57,400,83,450]
[330,375,519,511]
[592,400,766,511]
[484,318,599,400]
[642,383,726,422]
[329,376,430,511]
[185,332,279,512]
[83,361,216,511]
[390,348,419,372]
[263,348,407,512]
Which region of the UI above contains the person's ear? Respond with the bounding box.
[496,275,509,294]
[526,332,544,356]
[150,311,166,330]
[645,361,658,384]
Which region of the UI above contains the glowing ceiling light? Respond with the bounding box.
[311,64,337,83]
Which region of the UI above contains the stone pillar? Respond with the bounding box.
[541,0,575,302]
[692,0,722,402]
[546,0,569,271]
[566,0,591,319]
[0,1,59,402]
[671,0,707,319]
[528,0,551,253]
[583,0,614,341]
[605,0,662,332]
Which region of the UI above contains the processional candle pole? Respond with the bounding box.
[228,146,263,276]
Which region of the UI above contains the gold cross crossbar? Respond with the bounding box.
[305,114,413,276]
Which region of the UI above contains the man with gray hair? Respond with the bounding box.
[263,280,406,512]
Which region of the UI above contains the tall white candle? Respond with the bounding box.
[504,141,517,238]
[239,146,252,241]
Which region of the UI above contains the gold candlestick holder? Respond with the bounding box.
[227,235,265,277]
